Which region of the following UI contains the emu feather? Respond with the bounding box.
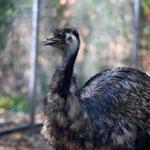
[42,27,150,150]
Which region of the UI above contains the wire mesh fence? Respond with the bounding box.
[0,0,149,135]
[0,0,32,133]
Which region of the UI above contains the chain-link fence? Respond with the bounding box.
[0,0,149,135]
[0,0,33,133]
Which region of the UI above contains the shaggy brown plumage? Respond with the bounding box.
[41,27,150,150]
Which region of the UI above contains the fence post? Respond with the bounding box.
[29,0,40,127]
[132,0,141,68]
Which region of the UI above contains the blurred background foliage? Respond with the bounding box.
[0,0,150,114]
[142,0,150,14]
[0,0,14,49]
[0,93,29,113]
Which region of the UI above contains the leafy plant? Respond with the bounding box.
[0,93,29,113]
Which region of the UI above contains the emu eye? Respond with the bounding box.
[67,36,72,43]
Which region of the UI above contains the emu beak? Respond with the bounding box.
[43,37,60,46]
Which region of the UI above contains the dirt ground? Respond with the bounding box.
[0,129,52,150]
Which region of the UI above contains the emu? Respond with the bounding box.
[41,27,150,150]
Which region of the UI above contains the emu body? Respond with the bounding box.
[42,27,150,150]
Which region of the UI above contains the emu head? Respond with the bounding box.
[44,27,80,55]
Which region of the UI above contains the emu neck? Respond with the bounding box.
[59,46,78,98]
[51,43,79,99]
